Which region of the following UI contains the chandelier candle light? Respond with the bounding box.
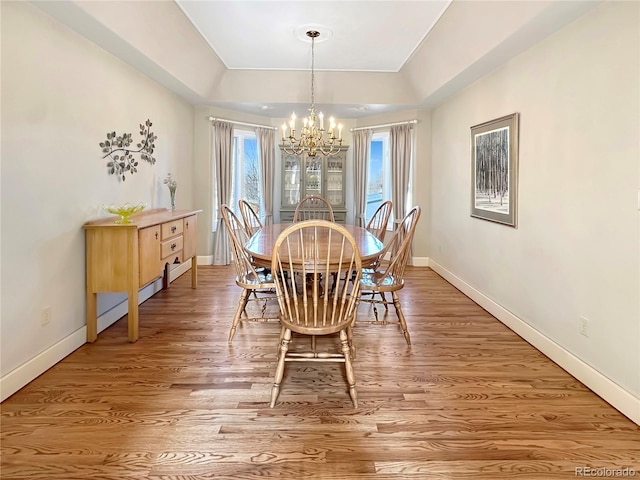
[281,30,342,158]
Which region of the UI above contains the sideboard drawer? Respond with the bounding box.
[162,220,183,239]
[162,249,183,265]
[161,235,183,258]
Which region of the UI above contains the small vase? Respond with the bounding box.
[169,187,176,211]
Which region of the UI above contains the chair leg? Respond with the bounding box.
[270,328,291,408]
[348,302,359,360]
[392,291,411,346]
[276,325,285,356]
[228,289,250,344]
[380,292,389,311]
[372,294,380,321]
[340,329,358,408]
[347,322,356,360]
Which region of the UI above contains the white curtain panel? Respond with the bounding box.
[390,124,413,228]
[353,129,372,227]
[213,121,234,265]
[256,127,275,225]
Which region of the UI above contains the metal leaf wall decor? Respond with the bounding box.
[100,119,157,181]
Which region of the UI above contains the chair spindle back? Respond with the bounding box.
[366,200,392,242]
[375,206,421,283]
[238,199,263,237]
[221,204,261,281]
[271,220,362,333]
[293,195,335,222]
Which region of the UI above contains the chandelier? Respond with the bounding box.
[281,30,342,158]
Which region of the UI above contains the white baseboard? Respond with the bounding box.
[0,261,193,402]
[412,256,430,267]
[0,327,87,402]
[428,259,640,426]
[198,255,214,265]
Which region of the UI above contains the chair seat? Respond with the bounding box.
[360,271,404,292]
[236,270,274,289]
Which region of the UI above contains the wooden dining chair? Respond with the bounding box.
[293,195,335,222]
[365,200,392,242]
[269,220,363,408]
[293,195,337,291]
[238,199,263,237]
[220,204,278,344]
[347,200,392,305]
[357,205,421,346]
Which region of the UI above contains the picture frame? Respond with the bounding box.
[470,113,519,227]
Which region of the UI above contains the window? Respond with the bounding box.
[231,130,261,215]
[366,132,392,226]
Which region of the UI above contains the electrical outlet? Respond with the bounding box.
[579,317,589,337]
[41,307,51,326]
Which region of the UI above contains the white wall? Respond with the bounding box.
[429,0,639,409]
[0,3,194,393]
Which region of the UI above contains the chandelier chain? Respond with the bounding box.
[310,32,315,110]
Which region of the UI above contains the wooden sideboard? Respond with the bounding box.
[84,208,202,343]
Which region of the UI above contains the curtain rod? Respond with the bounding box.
[208,116,278,131]
[350,119,418,132]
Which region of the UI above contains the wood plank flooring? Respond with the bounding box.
[2,266,639,479]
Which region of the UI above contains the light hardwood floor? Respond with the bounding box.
[2,266,639,479]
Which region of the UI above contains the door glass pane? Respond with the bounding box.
[283,154,301,206]
[305,158,322,197]
[326,157,343,206]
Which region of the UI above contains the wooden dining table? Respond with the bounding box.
[244,223,385,269]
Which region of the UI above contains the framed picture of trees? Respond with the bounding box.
[470,113,519,227]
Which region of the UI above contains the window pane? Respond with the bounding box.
[367,140,384,220]
[243,137,260,213]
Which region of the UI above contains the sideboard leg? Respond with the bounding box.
[86,291,97,343]
[191,256,198,289]
[163,263,170,290]
[127,288,139,342]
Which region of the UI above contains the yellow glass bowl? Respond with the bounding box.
[103,203,146,224]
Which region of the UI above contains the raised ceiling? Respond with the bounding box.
[175,0,451,72]
[33,1,601,119]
